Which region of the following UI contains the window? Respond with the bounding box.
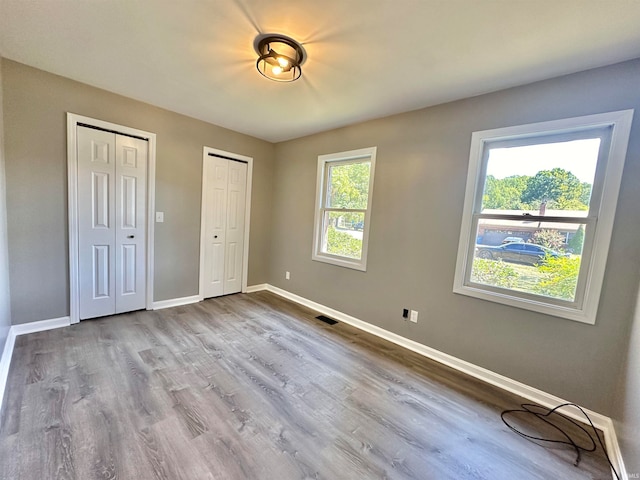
[454,111,633,324]
[312,147,377,271]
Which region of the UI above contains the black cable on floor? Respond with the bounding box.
[501,402,620,480]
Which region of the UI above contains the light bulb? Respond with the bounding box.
[277,57,289,68]
[272,66,283,75]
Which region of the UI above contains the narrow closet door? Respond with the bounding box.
[78,126,117,319]
[223,160,247,295]
[202,156,229,298]
[114,134,147,313]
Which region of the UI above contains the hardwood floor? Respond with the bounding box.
[0,292,611,479]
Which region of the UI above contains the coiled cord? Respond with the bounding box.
[501,402,620,480]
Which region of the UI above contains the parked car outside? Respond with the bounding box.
[501,236,525,244]
[475,242,569,265]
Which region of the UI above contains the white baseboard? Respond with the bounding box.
[10,316,70,336]
[152,295,201,310]
[245,283,268,294]
[251,283,625,479]
[0,315,70,426]
[0,328,17,415]
[603,421,627,480]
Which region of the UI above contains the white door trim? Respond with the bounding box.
[199,147,253,300]
[67,113,157,324]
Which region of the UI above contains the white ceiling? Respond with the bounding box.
[2,1,640,142]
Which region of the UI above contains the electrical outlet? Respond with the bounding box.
[410,310,418,323]
[285,271,290,280]
[402,308,409,319]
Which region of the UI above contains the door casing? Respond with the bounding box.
[67,113,157,324]
[199,147,253,300]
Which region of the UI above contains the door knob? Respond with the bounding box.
[214,235,218,239]
[127,235,135,239]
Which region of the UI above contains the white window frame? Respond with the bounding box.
[312,147,377,271]
[453,110,633,324]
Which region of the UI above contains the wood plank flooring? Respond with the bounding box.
[0,292,612,479]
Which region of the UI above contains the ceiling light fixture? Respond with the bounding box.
[254,34,306,82]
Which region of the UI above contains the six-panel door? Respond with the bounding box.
[77,126,147,319]
[224,160,247,295]
[202,156,247,299]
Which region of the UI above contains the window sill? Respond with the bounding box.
[452,283,595,325]
[312,253,367,272]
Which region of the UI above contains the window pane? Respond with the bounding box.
[481,139,600,216]
[327,161,371,209]
[472,220,587,302]
[322,211,365,259]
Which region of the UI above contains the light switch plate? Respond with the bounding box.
[156,212,164,223]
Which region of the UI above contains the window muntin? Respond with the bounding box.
[454,111,633,324]
[313,147,377,271]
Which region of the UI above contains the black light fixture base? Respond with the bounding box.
[254,33,307,82]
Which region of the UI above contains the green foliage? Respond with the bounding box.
[329,162,371,209]
[567,225,585,254]
[521,168,588,210]
[532,255,580,300]
[483,175,530,210]
[483,168,591,211]
[472,255,581,301]
[579,182,592,206]
[323,161,369,260]
[326,226,362,259]
[470,258,518,288]
[530,229,565,250]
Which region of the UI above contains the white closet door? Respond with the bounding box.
[223,160,247,295]
[202,156,229,298]
[77,126,147,319]
[114,135,147,314]
[78,127,117,319]
[202,156,247,298]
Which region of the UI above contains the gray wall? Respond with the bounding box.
[3,53,640,466]
[614,283,640,475]
[0,60,11,354]
[2,59,275,325]
[269,58,640,415]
